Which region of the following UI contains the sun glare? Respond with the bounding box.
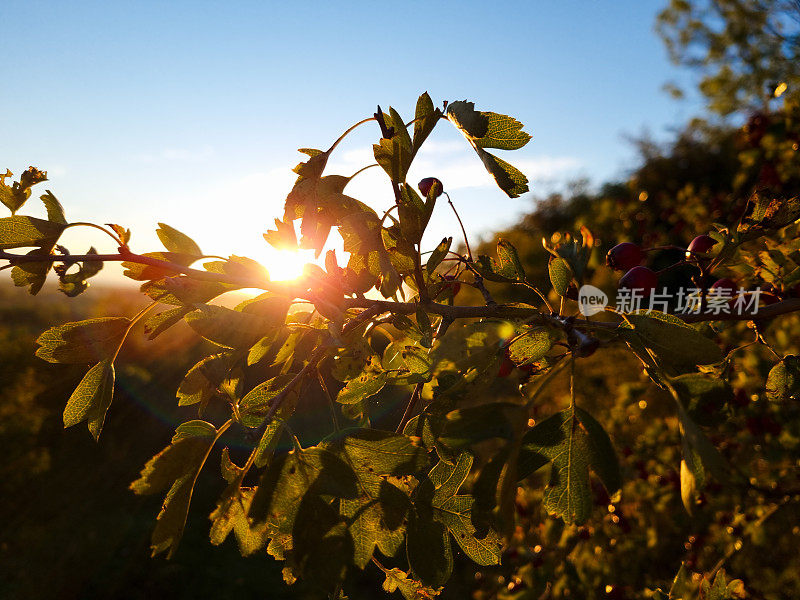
[258,246,318,282]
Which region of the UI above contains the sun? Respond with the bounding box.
[253,246,317,281]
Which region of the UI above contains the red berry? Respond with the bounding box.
[686,235,718,257]
[418,177,443,199]
[618,266,658,295]
[606,243,644,271]
[710,278,737,295]
[497,357,515,378]
[443,275,461,297]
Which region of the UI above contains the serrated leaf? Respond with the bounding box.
[549,257,572,296]
[143,306,192,340]
[140,276,231,306]
[185,304,277,349]
[327,428,429,476]
[11,247,54,295]
[36,317,130,364]
[209,487,267,556]
[338,370,388,405]
[518,407,621,525]
[0,215,66,249]
[0,167,48,213]
[249,447,359,531]
[378,565,442,600]
[416,454,504,569]
[446,101,530,197]
[40,191,66,224]
[446,101,531,151]
[120,251,200,282]
[130,422,217,558]
[497,238,526,279]
[621,311,723,368]
[339,478,409,568]
[156,222,202,256]
[238,374,296,427]
[63,359,115,441]
[766,355,800,401]
[507,327,552,366]
[177,352,234,407]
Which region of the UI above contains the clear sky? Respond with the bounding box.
[2,0,702,283]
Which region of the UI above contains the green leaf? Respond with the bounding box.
[10,248,55,295]
[238,374,296,427]
[156,222,202,256]
[249,447,359,532]
[55,246,103,297]
[549,257,572,296]
[121,251,196,281]
[374,107,414,183]
[338,370,388,405]
[507,327,552,366]
[700,569,746,600]
[143,306,192,340]
[339,478,409,568]
[36,317,130,364]
[397,184,429,244]
[446,101,530,197]
[411,92,442,156]
[620,311,723,368]
[497,238,526,279]
[172,419,218,442]
[40,191,66,224]
[671,373,733,425]
[421,454,504,567]
[130,422,218,558]
[518,407,621,525]
[766,355,800,401]
[63,359,115,441]
[474,239,528,282]
[676,400,727,483]
[0,167,48,214]
[446,101,531,151]
[406,511,452,588]
[140,277,232,306]
[738,191,800,240]
[378,565,442,600]
[440,402,527,448]
[176,352,234,407]
[327,428,429,476]
[426,237,452,275]
[185,304,278,349]
[209,487,267,556]
[0,215,66,249]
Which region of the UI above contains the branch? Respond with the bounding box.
[0,249,303,295]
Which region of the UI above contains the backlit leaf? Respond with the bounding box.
[0,215,65,249]
[63,359,115,441]
[156,222,202,256]
[518,407,621,525]
[36,317,130,364]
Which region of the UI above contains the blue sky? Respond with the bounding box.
[2,0,702,283]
